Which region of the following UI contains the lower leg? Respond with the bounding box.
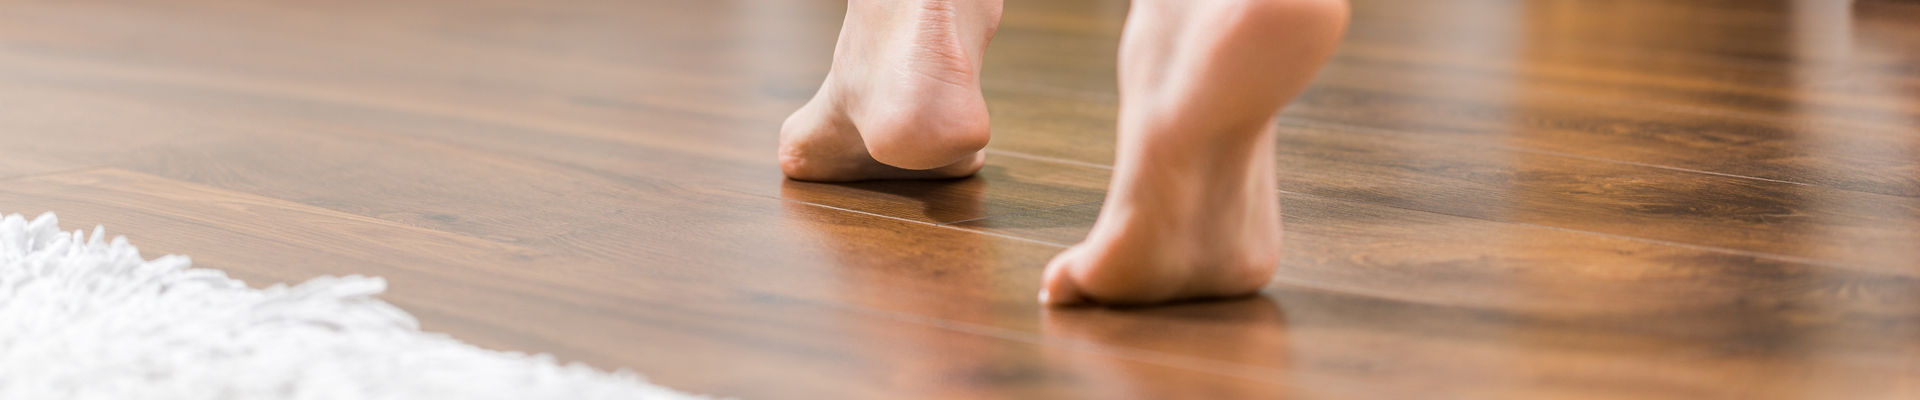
[1042,0,1348,305]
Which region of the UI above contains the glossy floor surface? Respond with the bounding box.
[3,0,1918,398]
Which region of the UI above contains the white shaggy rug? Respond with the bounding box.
[0,212,703,400]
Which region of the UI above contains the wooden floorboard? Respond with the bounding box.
[981,0,1920,198]
[3,0,1917,398]
[0,85,200,178]
[983,92,1920,271]
[0,169,1310,399]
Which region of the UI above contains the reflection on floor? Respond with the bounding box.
[0,0,1916,398]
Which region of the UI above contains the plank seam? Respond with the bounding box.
[937,198,1105,226]
[719,188,1076,248]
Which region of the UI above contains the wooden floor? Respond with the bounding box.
[4,0,1918,398]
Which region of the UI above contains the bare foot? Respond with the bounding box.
[780,0,1002,182]
[1041,0,1348,306]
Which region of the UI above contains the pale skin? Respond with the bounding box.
[780,0,1349,306]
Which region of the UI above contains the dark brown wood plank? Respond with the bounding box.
[11,0,1912,202]
[0,79,1317,394]
[83,86,1907,399]
[2,62,1116,231]
[0,168,1306,399]
[0,0,1107,226]
[980,88,1920,272]
[981,0,1920,198]
[3,0,1918,398]
[991,0,1920,121]
[959,176,1920,399]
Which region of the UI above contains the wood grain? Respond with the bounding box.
[2,0,1916,398]
[0,169,1296,399]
